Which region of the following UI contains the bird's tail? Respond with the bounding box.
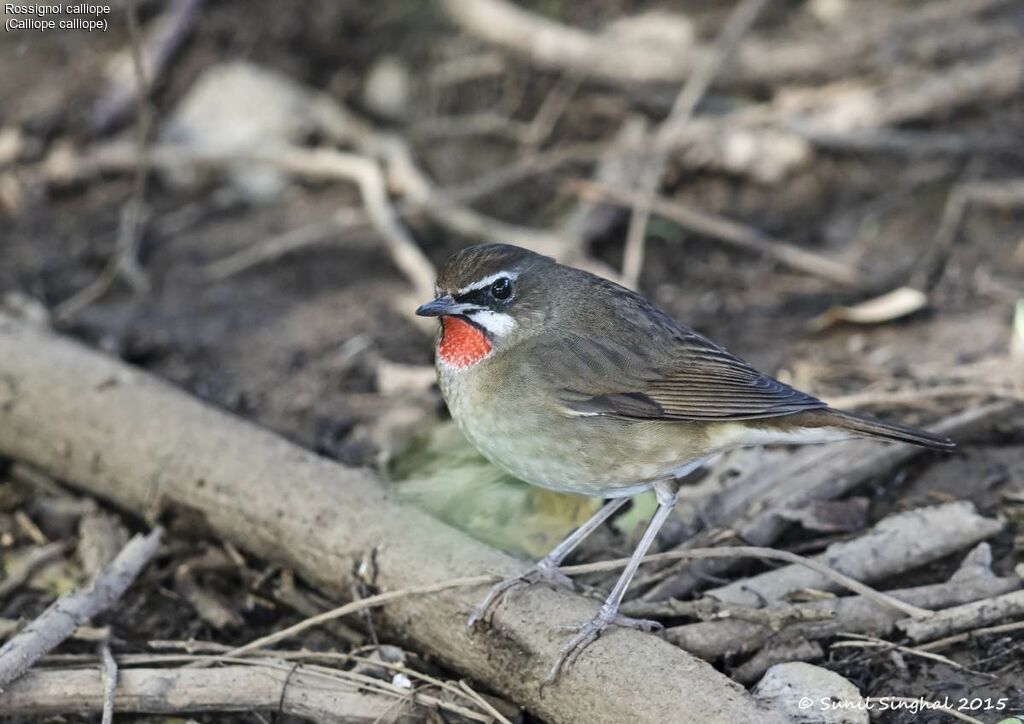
[823,408,956,451]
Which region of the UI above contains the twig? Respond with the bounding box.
[201,209,371,281]
[700,503,1001,610]
[0,541,71,599]
[917,620,1024,652]
[13,511,47,546]
[898,590,1024,643]
[921,178,1024,291]
[206,574,496,662]
[574,180,862,287]
[54,0,153,322]
[442,0,1014,87]
[90,0,205,133]
[522,75,580,149]
[621,0,770,287]
[45,143,438,302]
[663,558,1020,661]
[0,527,163,688]
[36,646,507,722]
[0,665,428,722]
[831,632,982,674]
[98,640,117,724]
[561,546,930,619]
[458,680,515,724]
[825,383,1023,410]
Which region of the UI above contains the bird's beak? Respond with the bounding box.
[416,294,459,317]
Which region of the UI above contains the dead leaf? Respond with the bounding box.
[809,287,927,332]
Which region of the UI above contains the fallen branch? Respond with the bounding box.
[898,590,1024,643]
[620,0,770,287]
[90,0,205,133]
[0,665,423,722]
[98,641,116,724]
[0,314,785,723]
[42,143,436,304]
[441,0,1015,87]
[660,544,1020,661]
[0,527,163,688]
[703,502,1002,608]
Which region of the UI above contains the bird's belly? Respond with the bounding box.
[447,394,707,496]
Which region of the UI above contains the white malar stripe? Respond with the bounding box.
[467,309,517,336]
[456,270,519,296]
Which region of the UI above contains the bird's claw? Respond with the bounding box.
[544,607,662,685]
[467,562,572,631]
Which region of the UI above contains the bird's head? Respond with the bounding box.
[416,244,557,369]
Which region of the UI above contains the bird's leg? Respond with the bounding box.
[545,481,680,684]
[468,497,630,629]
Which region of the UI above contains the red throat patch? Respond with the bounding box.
[438,316,492,369]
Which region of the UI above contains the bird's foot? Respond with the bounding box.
[467,561,572,630]
[544,605,662,685]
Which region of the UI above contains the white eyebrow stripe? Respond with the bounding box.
[455,270,518,296]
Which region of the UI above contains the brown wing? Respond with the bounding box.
[535,327,826,423]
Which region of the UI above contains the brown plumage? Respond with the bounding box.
[417,243,954,682]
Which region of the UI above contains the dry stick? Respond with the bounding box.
[458,680,515,724]
[702,502,1002,609]
[0,527,163,689]
[898,589,1024,643]
[921,178,1024,291]
[442,0,1012,87]
[98,640,117,724]
[575,180,862,287]
[831,633,979,674]
[28,651,493,722]
[621,0,769,288]
[0,541,71,599]
[44,143,438,302]
[825,383,1023,411]
[0,666,425,723]
[36,647,504,721]
[212,575,495,661]
[90,0,205,133]
[562,546,930,618]
[202,210,362,281]
[662,570,1020,662]
[918,620,1024,652]
[54,0,153,322]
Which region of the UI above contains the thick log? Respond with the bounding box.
[0,314,784,724]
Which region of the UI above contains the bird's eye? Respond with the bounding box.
[489,277,512,300]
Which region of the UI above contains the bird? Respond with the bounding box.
[415,243,954,682]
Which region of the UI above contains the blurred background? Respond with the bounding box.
[1,0,1023,720]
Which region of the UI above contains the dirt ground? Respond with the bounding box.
[1,1,1023,722]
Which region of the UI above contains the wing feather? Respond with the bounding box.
[531,322,825,423]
